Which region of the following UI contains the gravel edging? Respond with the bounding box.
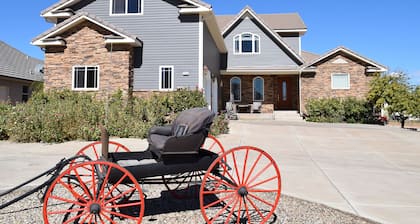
[0,186,381,224]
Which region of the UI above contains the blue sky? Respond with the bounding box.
[1,0,419,85]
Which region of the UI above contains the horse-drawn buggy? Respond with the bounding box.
[1,107,281,223]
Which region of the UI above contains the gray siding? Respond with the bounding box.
[203,23,220,77]
[282,36,300,54]
[73,0,199,90]
[224,17,300,69]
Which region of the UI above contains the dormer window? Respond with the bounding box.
[234,33,260,54]
[111,0,143,15]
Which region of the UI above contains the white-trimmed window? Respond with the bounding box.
[233,33,260,54]
[253,77,264,101]
[331,73,350,89]
[111,0,143,15]
[230,77,241,102]
[72,66,99,90]
[159,66,174,91]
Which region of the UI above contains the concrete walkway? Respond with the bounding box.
[0,121,419,223]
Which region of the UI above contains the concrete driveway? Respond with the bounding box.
[0,120,419,224]
[222,121,420,224]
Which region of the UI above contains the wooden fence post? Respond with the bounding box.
[100,124,109,160]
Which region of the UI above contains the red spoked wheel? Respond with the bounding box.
[200,146,281,224]
[202,135,225,155]
[76,141,131,160]
[162,135,225,199]
[43,161,144,224]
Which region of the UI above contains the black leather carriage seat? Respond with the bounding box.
[147,107,215,161]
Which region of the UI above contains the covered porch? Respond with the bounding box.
[221,74,301,114]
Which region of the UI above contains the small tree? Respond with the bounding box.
[367,73,413,128]
[409,86,420,118]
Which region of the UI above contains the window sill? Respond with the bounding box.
[233,52,261,55]
[158,89,174,92]
[110,13,143,16]
[72,88,99,91]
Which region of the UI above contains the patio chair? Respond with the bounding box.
[251,102,262,113]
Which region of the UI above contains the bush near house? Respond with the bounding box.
[0,103,12,140]
[1,89,228,143]
[305,97,374,123]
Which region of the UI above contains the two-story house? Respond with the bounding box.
[32,0,387,114]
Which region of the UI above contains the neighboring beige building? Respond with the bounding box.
[0,41,43,104]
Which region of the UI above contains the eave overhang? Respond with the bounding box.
[274,28,307,36]
[32,13,142,47]
[221,69,301,75]
[305,47,388,73]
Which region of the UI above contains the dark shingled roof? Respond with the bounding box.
[301,50,320,65]
[0,41,43,81]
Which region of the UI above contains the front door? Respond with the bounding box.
[276,77,298,110]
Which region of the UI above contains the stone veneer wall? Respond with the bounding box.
[44,21,133,98]
[301,54,375,113]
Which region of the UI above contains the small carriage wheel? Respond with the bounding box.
[76,141,131,160]
[202,135,225,155]
[200,146,281,224]
[43,161,144,224]
[162,135,225,199]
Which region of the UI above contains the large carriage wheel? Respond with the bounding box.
[43,161,144,224]
[76,141,131,160]
[162,135,225,199]
[200,146,281,223]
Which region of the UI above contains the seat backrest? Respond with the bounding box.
[154,107,215,158]
[171,107,215,137]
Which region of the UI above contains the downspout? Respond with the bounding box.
[298,67,304,116]
[198,15,204,90]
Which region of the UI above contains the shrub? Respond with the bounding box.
[6,90,103,142]
[306,98,344,122]
[306,97,372,123]
[3,89,228,143]
[0,102,11,140]
[342,98,370,123]
[210,113,230,136]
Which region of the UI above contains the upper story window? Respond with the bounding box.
[234,33,260,54]
[331,73,350,89]
[159,66,174,91]
[253,77,264,101]
[111,0,143,15]
[72,66,99,90]
[230,77,241,102]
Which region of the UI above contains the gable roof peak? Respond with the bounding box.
[305,46,387,72]
[221,6,304,65]
[32,12,141,47]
